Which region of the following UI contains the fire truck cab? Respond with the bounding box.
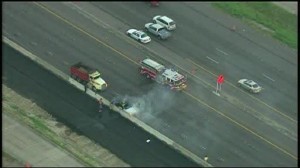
[139,58,187,91]
[161,68,187,90]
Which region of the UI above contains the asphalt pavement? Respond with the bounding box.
[3,2,297,167]
[89,1,297,117]
[3,42,199,167]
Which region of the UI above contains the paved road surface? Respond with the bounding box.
[89,1,297,117]
[3,2,297,167]
[3,113,85,167]
[3,43,199,167]
[273,1,298,15]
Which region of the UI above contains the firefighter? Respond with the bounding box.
[98,98,103,113]
[121,100,126,110]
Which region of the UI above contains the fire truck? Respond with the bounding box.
[139,58,187,91]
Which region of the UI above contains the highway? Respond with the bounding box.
[3,42,199,167]
[3,2,297,166]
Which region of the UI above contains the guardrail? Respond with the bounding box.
[3,36,212,167]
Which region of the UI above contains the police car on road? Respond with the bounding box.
[126,29,151,44]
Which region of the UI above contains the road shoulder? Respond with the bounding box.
[2,84,130,167]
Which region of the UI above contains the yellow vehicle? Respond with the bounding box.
[70,62,107,91]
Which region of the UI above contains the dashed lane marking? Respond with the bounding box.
[187,59,296,123]
[262,73,275,82]
[216,48,229,55]
[33,2,297,160]
[206,56,219,64]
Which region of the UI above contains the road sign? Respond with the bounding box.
[217,75,224,84]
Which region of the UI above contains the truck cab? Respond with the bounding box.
[89,71,107,90]
[161,69,187,91]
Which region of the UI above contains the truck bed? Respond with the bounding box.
[72,62,96,74]
[70,62,98,81]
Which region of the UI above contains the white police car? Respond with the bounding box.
[126,29,151,43]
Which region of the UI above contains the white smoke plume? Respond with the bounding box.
[119,85,177,119]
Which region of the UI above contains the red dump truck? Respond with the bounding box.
[70,62,107,91]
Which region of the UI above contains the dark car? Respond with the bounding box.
[110,96,140,115]
[110,97,132,110]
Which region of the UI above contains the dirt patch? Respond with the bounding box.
[247,20,275,34]
[2,151,23,167]
[273,2,298,15]
[2,84,130,167]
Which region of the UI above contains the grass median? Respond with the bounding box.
[4,102,96,167]
[3,85,99,167]
[212,2,297,49]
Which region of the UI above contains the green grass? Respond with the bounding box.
[4,102,97,167]
[212,2,297,48]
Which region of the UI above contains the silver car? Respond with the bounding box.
[145,23,171,40]
[238,79,262,93]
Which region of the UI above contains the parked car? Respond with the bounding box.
[238,79,262,93]
[153,15,176,30]
[126,29,151,44]
[145,23,171,40]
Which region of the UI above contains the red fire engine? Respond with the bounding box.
[139,58,187,91]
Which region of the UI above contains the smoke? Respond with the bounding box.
[119,85,176,120]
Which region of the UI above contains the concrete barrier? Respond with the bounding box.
[84,90,212,167]
[68,77,85,91]
[85,88,97,98]
[3,36,212,167]
[3,36,68,81]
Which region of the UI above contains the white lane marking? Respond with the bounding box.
[62,2,109,28]
[262,73,275,82]
[206,56,219,64]
[63,61,69,65]
[216,48,228,55]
